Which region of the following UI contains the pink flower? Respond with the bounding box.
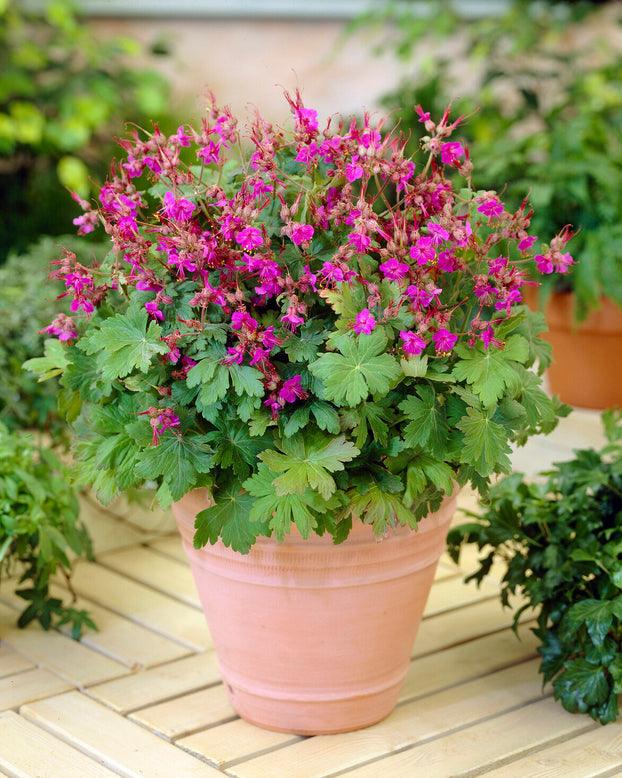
[41,314,77,342]
[163,191,195,222]
[231,311,258,331]
[477,199,505,219]
[347,232,371,254]
[260,325,280,349]
[235,226,264,250]
[281,307,305,331]
[379,257,409,281]
[250,347,271,366]
[400,330,427,355]
[518,235,537,252]
[354,308,376,335]
[410,237,436,266]
[144,406,180,446]
[428,222,450,246]
[441,141,464,166]
[224,345,246,365]
[480,326,503,350]
[279,375,308,403]
[290,223,314,246]
[346,156,364,182]
[433,328,458,355]
[145,300,164,321]
[534,254,554,274]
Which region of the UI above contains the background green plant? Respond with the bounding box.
[447,409,622,724]
[0,421,94,637]
[0,234,107,441]
[0,0,172,260]
[357,0,622,320]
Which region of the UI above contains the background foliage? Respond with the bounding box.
[0,235,107,441]
[358,0,622,320]
[0,0,171,261]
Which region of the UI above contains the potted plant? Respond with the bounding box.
[364,0,622,407]
[447,408,622,725]
[0,421,94,638]
[28,89,572,734]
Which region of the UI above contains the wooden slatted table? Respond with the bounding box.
[1,411,618,778]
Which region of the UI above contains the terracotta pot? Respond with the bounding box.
[527,290,622,409]
[172,488,458,735]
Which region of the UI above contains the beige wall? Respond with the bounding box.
[91,16,405,126]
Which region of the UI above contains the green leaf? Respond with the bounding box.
[345,485,415,536]
[309,401,340,434]
[405,453,455,503]
[400,355,428,378]
[399,385,448,457]
[134,432,214,502]
[282,405,311,437]
[259,433,360,499]
[553,658,610,714]
[243,462,319,540]
[228,363,265,397]
[281,319,327,362]
[194,481,259,553]
[206,421,271,480]
[79,307,168,380]
[452,335,528,407]
[566,599,615,647]
[309,329,402,406]
[456,405,511,476]
[23,338,69,381]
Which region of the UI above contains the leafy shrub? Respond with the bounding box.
[0,421,94,637]
[448,409,622,724]
[0,0,171,259]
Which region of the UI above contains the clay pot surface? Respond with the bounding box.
[530,291,622,409]
[173,488,458,735]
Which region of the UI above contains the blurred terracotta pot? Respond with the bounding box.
[529,290,622,409]
[172,488,458,735]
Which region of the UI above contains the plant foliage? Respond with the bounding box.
[27,90,572,552]
[447,409,622,724]
[0,421,94,637]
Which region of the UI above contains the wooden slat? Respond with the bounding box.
[177,719,301,769]
[87,653,221,714]
[400,626,539,703]
[0,667,73,711]
[129,686,235,739]
[22,691,223,777]
[413,596,531,657]
[0,645,35,678]
[147,534,188,562]
[190,659,543,775]
[482,720,622,777]
[0,711,119,777]
[98,546,200,607]
[67,562,212,651]
[423,573,499,616]
[1,581,194,671]
[328,699,595,778]
[0,603,130,687]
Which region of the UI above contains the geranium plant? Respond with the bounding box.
[27,91,572,553]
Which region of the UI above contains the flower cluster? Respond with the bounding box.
[35,89,572,551]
